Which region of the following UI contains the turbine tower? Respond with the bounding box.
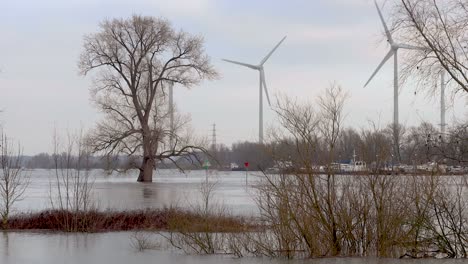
[223,36,286,144]
[364,0,424,161]
[168,81,175,146]
[440,71,446,135]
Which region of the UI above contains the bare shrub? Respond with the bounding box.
[249,83,351,258]
[418,175,468,258]
[130,231,160,251]
[155,83,467,259]
[49,129,95,232]
[161,174,233,254]
[0,131,29,228]
[252,171,468,258]
[365,175,413,256]
[245,84,468,259]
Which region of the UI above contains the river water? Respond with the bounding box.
[1,232,465,264]
[3,169,466,263]
[17,169,260,216]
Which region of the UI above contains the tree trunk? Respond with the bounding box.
[137,156,154,182]
[137,127,155,182]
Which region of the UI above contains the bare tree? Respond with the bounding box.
[130,231,160,251]
[391,0,468,95]
[359,121,393,171]
[79,15,218,182]
[337,128,363,163]
[49,129,95,232]
[161,176,230,254]
[424,122,468,164]
[253,84,350,257]
[317,83,349,168]
[0,131,29,228]
[316,83,348,255]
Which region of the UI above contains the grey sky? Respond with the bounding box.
[0,0,466,155]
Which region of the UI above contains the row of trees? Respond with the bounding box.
[25,153,136,170]
[20,119,467,171]
[208,121,467,170]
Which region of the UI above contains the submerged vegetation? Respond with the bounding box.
[248,173,468,259]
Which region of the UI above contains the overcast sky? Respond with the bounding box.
[0,0,466,155]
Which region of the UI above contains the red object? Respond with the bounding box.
[244,162,249,168]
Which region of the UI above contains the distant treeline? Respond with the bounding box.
[210,122,468,170]
[23,152,214,170]
[21,122,467,170]
[23,154,136,170]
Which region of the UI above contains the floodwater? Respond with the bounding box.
[18,169,466,216]
[17,169,260,216]
[0,232,465,264]
[5,169,467,263]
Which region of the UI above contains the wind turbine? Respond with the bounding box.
[364,0,424,161]
[223,36,286,144]
[418,68,447,135]
[417,69,447,135]
[439,70,447,134]
[168,81,175,146]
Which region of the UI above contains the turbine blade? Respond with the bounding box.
[222,59,258,69]
[364,49,394,87]
[396,43,427,51]
[260,70,272,107]
[374,0,393,44]
[260,36,287,65]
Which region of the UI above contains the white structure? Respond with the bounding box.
[168,82,175,146]
[440,71,446,134]
[223,36,287,144]
[352,161,367,172]
[337,161,367,173]
[364,1,424,138]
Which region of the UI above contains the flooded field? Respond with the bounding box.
[3,169,467,263]
[16,169,260,216]
[1,232,466,264]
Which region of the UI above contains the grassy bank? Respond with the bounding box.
[3,208,253,233]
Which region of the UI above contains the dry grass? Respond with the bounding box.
[3,208,254,233]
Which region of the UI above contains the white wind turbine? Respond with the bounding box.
[168,81,175,146]
[364,0,424,160]
[417,70,447,134]
[438,70,447,135]
[223,36,286,144]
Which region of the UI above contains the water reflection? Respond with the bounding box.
[1,232,9,259]
[142,184,154,200]
[0,232,465,264]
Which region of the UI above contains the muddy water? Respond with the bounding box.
[17,169,260,215]
[0,232,465,264]
[4,170,468,263]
